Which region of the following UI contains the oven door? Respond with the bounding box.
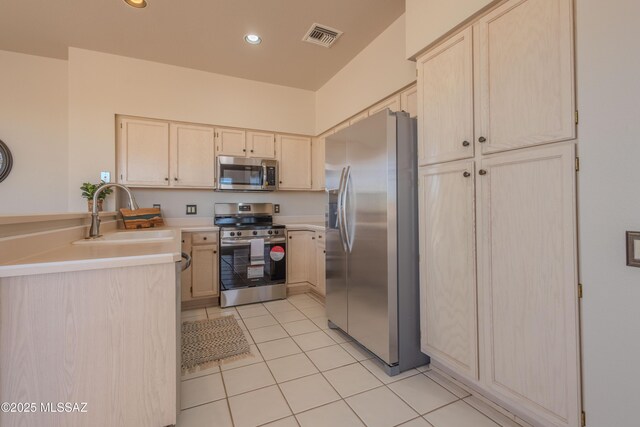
[219,237,287,291]
[218,156,274,191]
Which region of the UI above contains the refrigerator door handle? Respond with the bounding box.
[342,166,353,253]
[337,166,349,252]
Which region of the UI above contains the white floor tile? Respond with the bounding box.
[219,344,263,371]
[228,385,292,427]
[306,345,358,371]
[424,370,471,399]
[360,358,420,384]
[282,319,321,336]
[339,341,374,361]
[323,328,353,344]
[296,400,365,427]
[243,314,279,330]
[345,386,418,427]
[222,362,275,396]
[181,364,220,381]
[273,309,307,324]
[397,418,433,427]
[279,373,341,414]
[298,305,326,318]
[425,401,500,427]
[205,306,237,319]
[262,416,300,427]
[182,308,207,319]
[257,337,303,360]
[180,373,226,409]
[178,399,232,427]
[265,299,298,313]
[290,298,323,309]
[267,353,319,383]
[323,363,383,398]
[388,375,458,415]
[238,304,270,318]
[463,396,523,427]
[309,316,331,330]
[250,324,289,343]
[293,331,336,351]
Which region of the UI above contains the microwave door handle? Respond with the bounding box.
[261,163,267,190]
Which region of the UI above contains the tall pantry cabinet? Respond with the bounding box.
[416,1,580,427]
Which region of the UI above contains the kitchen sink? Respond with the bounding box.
[73,229,175,245]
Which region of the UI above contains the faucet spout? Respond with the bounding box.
[88,183,139,238]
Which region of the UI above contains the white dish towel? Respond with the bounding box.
[250,239,265,265]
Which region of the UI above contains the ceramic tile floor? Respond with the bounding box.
[179,293,528,427]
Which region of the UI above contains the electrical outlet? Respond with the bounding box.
[100,171,111,182]
[274,204,280,213]
[186,205,197,215]
[153,204,161,210]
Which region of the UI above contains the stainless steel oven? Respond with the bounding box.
[217,156,278,191]
[215,203,287,307]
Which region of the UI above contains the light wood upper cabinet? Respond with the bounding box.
[287,231,308,283]
[475,0,575,154]
[417,27,474,166]
[191,243,219,298]
[215,127,246,157]
[312,130,331,191]
[477,142,580,427]
[170,123,216,187]
[277,135,312,190]
[118,118,170,186]
[247,131,276,159]
[419,160,478,381]
[400,85,418,118]
[369,95,401,116]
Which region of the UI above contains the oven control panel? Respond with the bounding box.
[220,228,284,239]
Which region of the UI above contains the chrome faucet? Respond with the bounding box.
[88,183,139,238]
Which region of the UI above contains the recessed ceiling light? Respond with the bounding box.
[244,34,262,45]
[124,0,147,8]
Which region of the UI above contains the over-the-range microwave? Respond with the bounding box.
[217,156,278,191]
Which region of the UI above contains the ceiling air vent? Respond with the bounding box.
[302,23,343,48]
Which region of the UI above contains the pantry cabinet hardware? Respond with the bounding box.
[479,169,487,175]
[626,231,640,267]
[462,141,470,147]
[463,171,471,177]
[478,136,487,143]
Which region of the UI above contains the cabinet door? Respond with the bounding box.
[316,240,326,296]
[118,118,170,186]
[191,244,219,298]
[369,95,401,116]
[417,27,474,166]
[287,231,307,283]
[477,142,580,427]
[475,0,575,154]
[418,160,478,380]
[215,128,246,157]
[247,131,276,159]
[277,135,312,190]
[170,123,216,188]
[349,111,368,125]
[312,131,330,191]
[307,233,317,287]
[400,85,418,118]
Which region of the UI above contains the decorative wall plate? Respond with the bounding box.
[0,140,13,183]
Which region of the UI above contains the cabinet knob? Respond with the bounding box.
[289,236,292,239]
[463,171,471,177]
[203,237,207,241]
[312,237,315,240]
[479,169,488,175]
[243,149,246,152]
[174,177,178,181]
[279,181,283,184]
[478,136,487,143]
[251,149,254,153]
[214,250,217,254]
[164,177,169,181]
[324,250,326,254]
[462,141,470,147]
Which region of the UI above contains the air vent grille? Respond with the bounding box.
[302,23,343,48]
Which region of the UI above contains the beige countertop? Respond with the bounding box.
[0,219,327,278]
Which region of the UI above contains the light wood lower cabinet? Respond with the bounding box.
[315,232,326,295]
[182,232,219,302]
[287,231,308,283]
[477,142,580,427]
[287,230,326,296]
[418,160,478,381]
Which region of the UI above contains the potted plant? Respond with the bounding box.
[80,181,113,212]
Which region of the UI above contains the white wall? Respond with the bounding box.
[0,51,68,214]
[67,48,316,212]
[577,1,640,425]
[315,15,416,134]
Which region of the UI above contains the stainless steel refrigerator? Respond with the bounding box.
[325,109,428,375]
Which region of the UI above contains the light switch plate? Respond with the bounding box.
[153,204,161,210]
[626,231,640,267]
[100,171,111,182]
[186,205,197,215]
[274,204,280,213]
